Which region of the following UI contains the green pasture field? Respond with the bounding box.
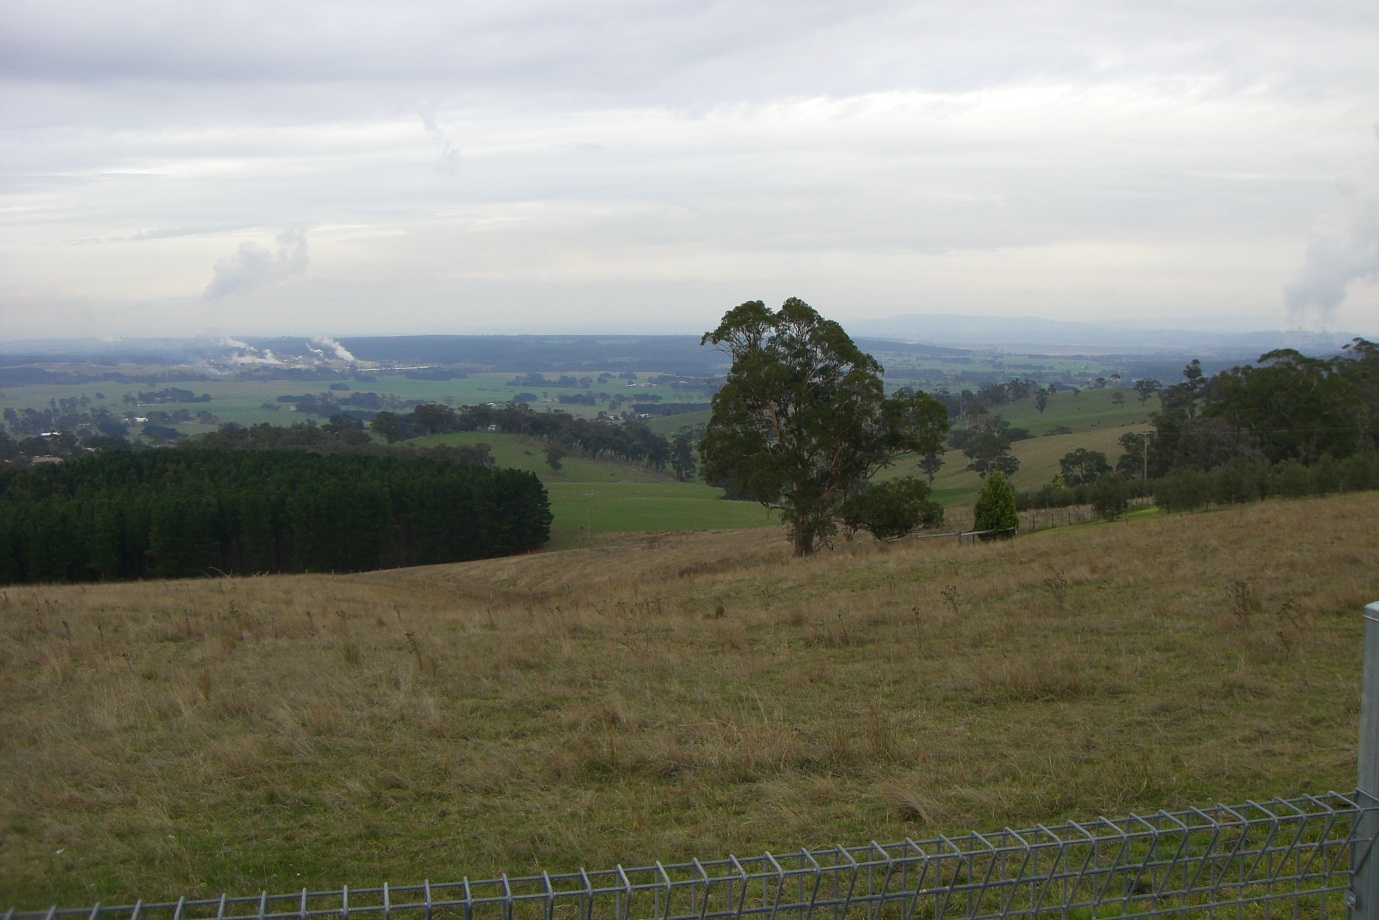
[890,422,1147,507]
[645,409,710,435]
[994,386,1156,434]
[412,432,775,549]
[544,482,776,547]
[871,348,1133,389]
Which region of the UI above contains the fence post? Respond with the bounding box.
[1353,602,1379,918]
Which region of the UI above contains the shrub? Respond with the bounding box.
[1089,475,1130,520]
[839,477,944,541]
[1153,470,1211,512]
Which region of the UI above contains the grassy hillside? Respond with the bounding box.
[998,387,1155,434]
[2,493,1374,907]
[911,424,1145,506]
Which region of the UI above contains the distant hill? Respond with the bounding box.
[326,334,725,374]
[848,314,1361,355]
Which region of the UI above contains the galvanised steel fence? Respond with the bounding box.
[9,604,1379,920]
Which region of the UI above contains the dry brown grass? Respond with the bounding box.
[1,494,1375,908]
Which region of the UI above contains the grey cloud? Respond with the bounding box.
[5,0,1375,108]
[202,231,308,300]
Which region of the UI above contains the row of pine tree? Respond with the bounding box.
[0,450,551,584]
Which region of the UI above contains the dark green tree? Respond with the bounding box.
[1205,349,1360,465]
[1058,448,1111,486]
[670,430,698,482]
[838,476,944,541]
[1338,338,1379,448]
[1089,475,1130,520]
[369,411,404,444]
[972,470,1017,539]
[917,450,944,485]
[411,403,457,437]
[544,443,566,472]
[1115,430,1153,479]
[1133,378,1162,405]
[961,419,1020,479]
[700,298,948,555]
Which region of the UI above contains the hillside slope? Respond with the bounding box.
[2,494,1374,907]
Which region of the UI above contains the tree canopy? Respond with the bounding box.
[700,298,948,555]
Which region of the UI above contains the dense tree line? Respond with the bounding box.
[371,403,682,474]
[4,404,129,438]
[1150,450,1379,512]
[1131,339,1379,480]
[1012,340,1379,514]
[0,450,550,584]
[271,390,418,417]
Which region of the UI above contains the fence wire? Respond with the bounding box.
[9,792,1372,920]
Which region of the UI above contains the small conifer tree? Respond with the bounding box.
[972,470,1018,539]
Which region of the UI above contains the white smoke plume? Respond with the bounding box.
[202,230,309,300]
[219,337,283,364]
[1284,124,1379,330]
[230,349,284,365]
[1285,205,1379,330]
[313,336,357,362]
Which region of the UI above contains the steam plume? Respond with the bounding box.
[313,336,357,362]
[1285,127,1379,330]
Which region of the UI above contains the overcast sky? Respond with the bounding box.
[2,0,1378,342]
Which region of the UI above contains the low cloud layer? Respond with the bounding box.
[202,231,309,301]
[2,1,1377,338]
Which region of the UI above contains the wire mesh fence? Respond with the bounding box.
[9,792,1370,920]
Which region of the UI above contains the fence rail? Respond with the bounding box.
[8,793,1371,920]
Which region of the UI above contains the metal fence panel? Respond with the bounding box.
[9,793,1369,920]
